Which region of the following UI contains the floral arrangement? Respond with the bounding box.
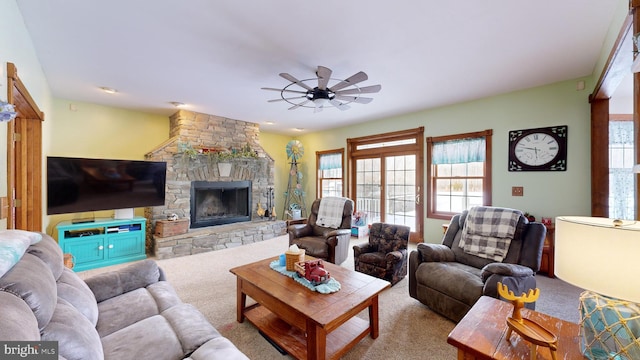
[0,101,17,122]
[177,141,258,161]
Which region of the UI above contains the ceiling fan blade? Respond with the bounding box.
[330,99,350,111]
[329,71,368,92]
[280,73,313,91]
[288,99,310,110]
[262,87,308,95]
[334,95,374,104]
[268,95,306,103]
[316,66,332,90]
[334,84,382,95]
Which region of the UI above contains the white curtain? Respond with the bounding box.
[609,120,634,220]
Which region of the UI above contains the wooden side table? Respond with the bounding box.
[447,296,581,360]
[539,224,555,278]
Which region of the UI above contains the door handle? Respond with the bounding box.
[98,245,104,250]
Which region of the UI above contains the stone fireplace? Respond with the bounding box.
[145,110,285,259]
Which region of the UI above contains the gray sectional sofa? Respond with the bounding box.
[0,230,248,360]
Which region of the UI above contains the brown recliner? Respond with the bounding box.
[409,206,546,323]
[288,197,354,265]
[353,222,410,286]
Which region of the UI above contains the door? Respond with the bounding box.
[348,127,424,241]
[354,155,417,229]
[6,62,44,231]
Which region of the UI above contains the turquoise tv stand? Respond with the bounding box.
[56,217,147,271]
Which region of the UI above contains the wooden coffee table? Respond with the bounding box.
[229,257,390,360]
[447,296,582,359]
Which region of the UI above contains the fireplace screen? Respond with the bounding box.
[190,180,251,228]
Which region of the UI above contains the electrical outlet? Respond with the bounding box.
[512,186,524,197]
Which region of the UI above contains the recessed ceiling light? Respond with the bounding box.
[99,87,117,94]
[169,101,186,108]
[294,128,305,132]
[264,121,274,125]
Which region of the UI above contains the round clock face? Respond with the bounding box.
[513,132,559,166]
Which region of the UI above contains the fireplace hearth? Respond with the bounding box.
[191,180,251,228]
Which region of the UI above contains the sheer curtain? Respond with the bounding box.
[609,120,634,220]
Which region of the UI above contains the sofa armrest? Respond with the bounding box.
[84,259,161,303]
[416,243,455,263]
[480,263,534,282]
[289,224,313,239]
[353,243,375,258]
[385,249,405,264]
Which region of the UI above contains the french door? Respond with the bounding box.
[348,127,424,242]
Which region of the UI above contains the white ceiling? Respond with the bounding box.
[16,1,619,135]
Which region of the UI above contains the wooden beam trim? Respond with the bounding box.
[7,62,45,121]
[590,15,633,101]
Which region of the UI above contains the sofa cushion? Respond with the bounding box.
[96,287,161,338]
[0,253,57,330]
[186,337,250,360]
[162,303,222,355]
[0,291,40,340]
[417,262,484,306]
[26,232,64,280]
[57,268,99,326]
[85,259,161,302]
[101,315,184,360]
[41,298,103,360]
[147,281,183,312]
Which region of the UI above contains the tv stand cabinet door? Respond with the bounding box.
[108,233,145,259]
[62,236,107,271]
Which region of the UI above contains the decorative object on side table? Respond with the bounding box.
[508,125,567,171]
[555,216,640,360]
[497,282,558,360]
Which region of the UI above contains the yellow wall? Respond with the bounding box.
[45,99,169,235]
[0,0,53,230]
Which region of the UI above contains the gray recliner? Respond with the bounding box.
[288,197,354,265]
[409,206,546,323]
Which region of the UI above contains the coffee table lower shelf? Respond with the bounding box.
[244,305,370,360]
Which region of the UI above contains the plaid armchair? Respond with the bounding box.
[353,223,411,286]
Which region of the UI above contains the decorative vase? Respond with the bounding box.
[218,162,232,177]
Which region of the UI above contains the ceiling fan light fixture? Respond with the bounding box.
[264,66,381,111]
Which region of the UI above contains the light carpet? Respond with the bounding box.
[79,235,583,360]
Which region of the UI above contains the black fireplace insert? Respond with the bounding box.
[190,180,251,228]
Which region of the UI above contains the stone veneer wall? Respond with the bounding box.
[144,110,285,258]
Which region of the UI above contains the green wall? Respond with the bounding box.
[296,78,593,241]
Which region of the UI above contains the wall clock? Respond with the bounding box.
[508,125,567,171]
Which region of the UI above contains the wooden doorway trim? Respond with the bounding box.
[589,7,635,217]
[6,62,45,230]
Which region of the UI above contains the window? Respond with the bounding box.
[609,118,634,220]
[427,130,492,220]
[316,149,344,198]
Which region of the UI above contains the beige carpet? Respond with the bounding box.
[79,235,583,359]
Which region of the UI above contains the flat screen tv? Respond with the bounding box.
[47,156,167,216]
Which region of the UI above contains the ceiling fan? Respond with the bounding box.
[262,65,381,112]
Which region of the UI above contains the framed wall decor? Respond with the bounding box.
[508,125,567,171]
